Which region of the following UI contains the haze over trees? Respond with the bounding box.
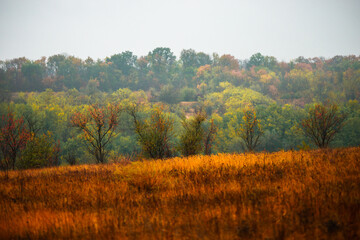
[1,48,360,169]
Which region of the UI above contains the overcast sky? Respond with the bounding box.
[0,0,359,62]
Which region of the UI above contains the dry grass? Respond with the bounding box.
[0,147,359,239]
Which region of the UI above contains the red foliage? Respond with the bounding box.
[295,63,313,72]
[71,104,120,163]
[0,111,30,170]
[301,104,347,148]
[219,54,240,70]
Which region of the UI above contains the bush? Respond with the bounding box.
[18,132,60,169]
[180,87,197,101]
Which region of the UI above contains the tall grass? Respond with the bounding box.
[0,147,359,239]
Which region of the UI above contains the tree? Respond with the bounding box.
[21,61,45,91]
[0,111,30,170]
[180,49,197,68]
[62,137,83,166]
[128,105,174,159]
[46,55,85,90]
[147,47,176,85]
[248,53,265,68]
[301,103,347,148]
[19,105,43,139]
[18,132,60,169]
[219,54,240,70]
[158,84,180,104]
[107,51,137,75]
[179,111,207,157]
[71,104,120,163]
[196,52,212,67]
[204,119,217,155]
[237,108,263,152]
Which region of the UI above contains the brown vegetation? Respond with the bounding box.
[0,147,359,239]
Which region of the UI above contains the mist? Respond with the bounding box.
[1,0,359,61]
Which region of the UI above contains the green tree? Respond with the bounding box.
[62,137,83,165]
[180,87,197,101]
[107,51,137,76]
[180,49,197,68]
[18,132,60,169]
[128,105,174,159]
[147,47,176,86]
[179,111,207,157]
[21,61,45,91]
[159,84,180,104]
[248,53,265,68]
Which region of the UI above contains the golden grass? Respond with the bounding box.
[0,148,359,239]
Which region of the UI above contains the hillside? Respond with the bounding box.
[0,147,359,239]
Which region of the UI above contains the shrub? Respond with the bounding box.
[18,132,60,169]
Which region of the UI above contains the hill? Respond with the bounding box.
[0,147,359,239]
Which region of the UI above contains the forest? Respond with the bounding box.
[1,48,360,169]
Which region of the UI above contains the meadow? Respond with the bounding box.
[0,147,359,239]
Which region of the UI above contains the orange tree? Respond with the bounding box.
[301,103,347,148]
[0,111,30,170]
[71,104,120,163]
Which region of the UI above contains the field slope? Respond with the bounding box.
[0,148,359,239]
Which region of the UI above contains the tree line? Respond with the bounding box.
[0,96,352,171]
[0,48,359,170]
[1,48,359,104]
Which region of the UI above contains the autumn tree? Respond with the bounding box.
[219,54,240,70]
[237,108,264,152]
[301,103,347,148]
[0,111,30,170]
[128,105,174,159]
[204,119,217,155]
[179,110,217,156]
[179,111,207,157]
[71,104,120,163]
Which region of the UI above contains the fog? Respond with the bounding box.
[0,0,359,61]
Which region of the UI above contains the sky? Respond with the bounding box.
[0,0,359,62]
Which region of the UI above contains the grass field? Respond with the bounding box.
[0,148,359,239]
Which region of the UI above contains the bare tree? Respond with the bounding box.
[301,103,347,148]
[71,104,120,163]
